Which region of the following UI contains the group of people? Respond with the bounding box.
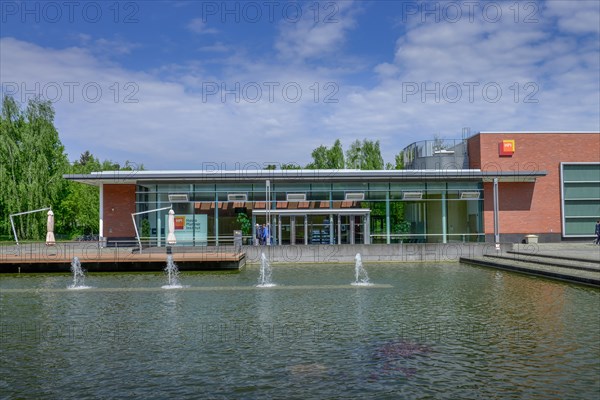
[255,223,271,245]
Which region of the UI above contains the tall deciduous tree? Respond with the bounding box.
[0,96,69,240]
[345,139,384,170]
[306,139,345,169]
[386,151,405,170]
[56,153,144,238]
[1,95,145,241]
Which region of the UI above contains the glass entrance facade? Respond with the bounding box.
[135,181,484,245]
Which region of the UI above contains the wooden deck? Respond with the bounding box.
[0,245,245,272]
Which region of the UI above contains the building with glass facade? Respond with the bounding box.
[65,132,599,246]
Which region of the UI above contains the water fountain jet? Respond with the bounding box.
[162,255,183,289]
[67,257,91,289]
[257,252,275,287]
[351,253,372,286]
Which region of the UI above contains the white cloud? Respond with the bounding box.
[544,0,600,34]
[198,42,229,52]
[1,0,598,169]
[187,18,218,34]
[274,0,360,61]
[327,3,599,162]
[0,37,339,168]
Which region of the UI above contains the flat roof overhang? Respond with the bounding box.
[252,208,371,216]
[63,169,547,186]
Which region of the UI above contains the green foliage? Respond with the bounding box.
[0,95,145,241]
[0,96,69,240]
[346,139,384,170]
[306,138,402,171]
[265,163,301,170]
[141,219,151,238]
[236,212,251,235]
[393,220,411,234]
[281,163,301,169]
[306,139,345,169]
[56,152,144,238]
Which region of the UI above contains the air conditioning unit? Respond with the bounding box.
[227,193,248,201]
[168,194,189,202]
[286,193,306,201]
[345,192,364,201]
[460,191,480,199]
[403,191,423,200]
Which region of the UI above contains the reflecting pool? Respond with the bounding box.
[1,263,599,399]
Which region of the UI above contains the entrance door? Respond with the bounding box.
[337,215,365,244]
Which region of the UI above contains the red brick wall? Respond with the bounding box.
[103,184,137,238]
[467,134,481,169]
[468,133,600,237]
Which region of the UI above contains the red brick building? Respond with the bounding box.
[66,131,600,245]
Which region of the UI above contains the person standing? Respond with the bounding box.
[262,223,270,246]
[254,223,261,246]
[595,220,600,245]
[260,223,267,245]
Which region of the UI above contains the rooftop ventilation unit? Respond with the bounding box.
[168,194,189,202]
[286,193,306,201]
[227,193,248,202]
[345,192,365,201]
[403,191,423,200]
[460,191,481,199]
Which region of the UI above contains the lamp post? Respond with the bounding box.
[266,179,271,246]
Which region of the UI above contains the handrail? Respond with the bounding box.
[9,207,52,246]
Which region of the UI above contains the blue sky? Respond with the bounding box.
[1,0,599,169]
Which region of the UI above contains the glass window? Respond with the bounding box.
[561,163,600,237]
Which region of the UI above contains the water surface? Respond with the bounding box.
[1,263,599,399]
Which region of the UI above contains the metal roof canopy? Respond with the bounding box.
[252,208,371,216]
[64,169,546,186]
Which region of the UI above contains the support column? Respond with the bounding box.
[337,215,342,244]
[290,216,296,245]
[157,186,162,247]
[385,192,391,244]
[99,183,104,246]
[252,214,256,245]
[442,191,447,244]
[329,213,334,244]
[278,215,282,246]
[214,193,219,246]
[304,215,308,245]
[271,214,276,245]
[350,215,355,244]
[493,178,500,246]
[364,214,370,244]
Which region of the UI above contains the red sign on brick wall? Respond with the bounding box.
[499,140,515,156]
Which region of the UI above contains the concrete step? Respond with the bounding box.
[490,253,600,272]
[507,250,600,265]
[460,256,600,287]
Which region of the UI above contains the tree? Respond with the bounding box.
[281,163,301,169]
[386,151,405,170]
[56,151,145,239]
[306,139,345,169]
[0,96,69,240]
[55,152,103,238]
[345,139,384,170]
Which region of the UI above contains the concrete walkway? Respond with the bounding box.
[460,243,600,287]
